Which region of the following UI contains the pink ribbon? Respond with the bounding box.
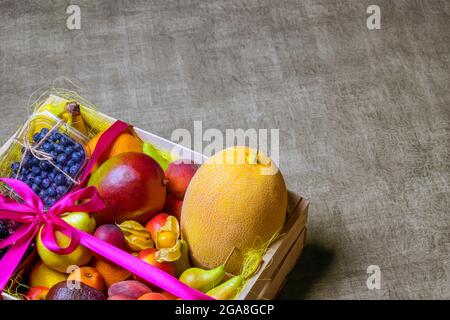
[0,121,212,300]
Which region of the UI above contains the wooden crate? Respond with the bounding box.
[1,101,308,300]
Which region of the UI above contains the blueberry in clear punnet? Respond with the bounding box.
[65,146,74,155]
[56,153,67,164]
[11,162,20,173]
[31,166,40,175]
[55,144,65,154]
[42,142,53,152]
[54,173,66,186]
[56,185,67,195]
[33,132,41,143]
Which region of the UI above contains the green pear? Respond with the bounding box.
[179,265,225,292]
[36,212,96,273]
[174,240,191,277]
[206,275,244,300]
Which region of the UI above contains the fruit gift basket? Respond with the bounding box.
[0,91,308,300]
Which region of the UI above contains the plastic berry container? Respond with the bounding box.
[0,110,90,208]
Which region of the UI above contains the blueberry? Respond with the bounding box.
[56,153,67,164]
[71,152,83,163]
[34,176,42,186]
[33,133,41,143]
[26,172,35,180]
[48,171,56,180]
[55,145,65,154]
[42,142,54,153]
[64,146,73,155]
[60,136,69,146]
[38,189,47,199]
[31,184,40,193]
[11,162,20,173]
[51,132,62,141]
[50,151,58,160]
[40,128,49,135]
[41,171,48,178]
[31,166,40,175]
[64,166,70,173]
[38,132,48,141]
[55,174,66,186]
[41,178,50,189]
[67,159,75,167]
[23,158,32,169]
[39,161,51,171]
[56,185,67,195]
[47,187,57,197]
[69,164,80,176]
[31,157,40,167]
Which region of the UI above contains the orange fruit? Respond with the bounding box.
[94,259,131,288]
[87,130,142,172]
[161,291,179,300]
[138,293,168,300]
[67,266,105,291]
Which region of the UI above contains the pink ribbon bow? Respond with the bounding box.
[0,121,212,300]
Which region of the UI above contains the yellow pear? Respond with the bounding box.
[29,261,67,288]
[36,212,96,273]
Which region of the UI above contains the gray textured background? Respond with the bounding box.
[0,0,449,299]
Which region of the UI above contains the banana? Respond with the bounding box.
[33,100,88,136]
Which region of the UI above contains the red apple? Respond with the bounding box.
[137,248,175,276]
[26,286,49,300]
[88,152,167,224]
[165,160,199,199]
[163,194,183,222]
[145,213,170,239]
[93,224,128,259]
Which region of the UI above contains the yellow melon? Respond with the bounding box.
[181,146,287,275]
